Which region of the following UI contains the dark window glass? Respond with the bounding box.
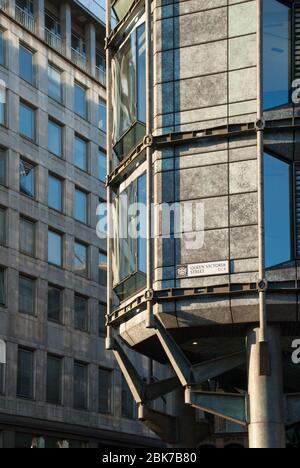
[48,286,62,323]
[19,45,34,84]
[0,208,6,246]
[17,348,34,399]
[48,175,62,211]
[0,31,5,66]
[264,152,292,268]
[74,83,87,119]
[48,230,62,266]
[20,159,35,198]
[99,98,106,132]
[137,24,146,123]
[16,0,33,15]
[263,0,291,110]
[0,79,5,125]
[48,65,62,102]
[98,150,106,183]
[74,294,88,332]
[74,135,87,171]
[99,303,106,336]
[48,119,62,157]
[0,362,4,394]
[45,11,61,36]
[74,241,87,277]
[73,362,88,410]
[0,269,5,305]
[19,276,35,315]
[98,368,112,414]
[122,375,135,419]
[20,217,35,256]
[0,150,6,186]
[75,188,88,224]
[99,252,107,287]
[46,356,61,404]
[20,102,35,140]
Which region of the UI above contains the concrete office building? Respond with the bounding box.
[106,0,300,449]
[0,0,164,449]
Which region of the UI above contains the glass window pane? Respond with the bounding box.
[137,24,146,123]
[263,0,291,110]
[17,348,34,399]
[0,31,5,66]
[46,356,61,404]
[0,79,5,125]
[98,150,106,183]
[0,150,6,186]
[99,99,106,132]
[99,252,107,287]
[0,208,6,246]
[20,218,35,256]
[20,102,35,140]
[19,276,35,315]
[48,175,62,211]
[99,303,106,336]
[48,120,62,157]
[264,153,292,268]
[48,65,62,102]
[19,45,34,84]
[137,174,147,274]
[74,241,87,277]
[0,362,4,394]
[74,83,87,119]
[73,362,87,409]
[74,295,88,332]
[0,269,5,305]
[74,136,87,171]
[48,286,61,322]
[20,159,35,198]
[99,368,111,414]
[75,189,87,223]
[48,230,62,266]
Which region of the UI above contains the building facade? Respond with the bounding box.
[0,0,164,449]
[106,0,300,449]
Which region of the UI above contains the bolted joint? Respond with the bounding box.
[255,118,265,131]
[105,336,115,351]
[138,404,147,421]
[257,279,268,292]
[143,134,154,148]
[145,289,154,302]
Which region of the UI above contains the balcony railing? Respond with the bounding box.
[71,48,87,72]
[96,66,106,86]
[45,29,62,53]
[15,6,36,33]
[0,0,6,12]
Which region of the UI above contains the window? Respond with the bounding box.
[20,159,35,198]
[96,53,106,85]
[0,340,5,394]
[19,275,35,315]
[99,303,106,336]
[99,252,107,287]
[112,0,136,22]
[19,44,34,84]
[74,82,87,119]
[48,174,62,212]
[0,31,5,66]
[48,119,62,157]
[48,230,62,267]
[16,0,33,15]
[71,34,86,56]
[122,375,135,419]
[45,11,61,37]
[74,241,88,277]
[48,64,62,103]
[20,217,35,257]
[74,294,88,332]
[17,348,34,399]
[264,152,292,268]
[263,0,291,110]
[46,355,61,404]
[74,135,88,171]
[112,20,146,160]
[98,98,106,132]
[0,208,6,246]
[48,285,62,323]
[0,269,5,305]
[98,149,106,183]
[75,188,88,224]
[0,79,5,125]
[99,368,112,414]
[0,150,6,186]
[73,362,88,410]
[113,173,147,301]
[20,101,35,141]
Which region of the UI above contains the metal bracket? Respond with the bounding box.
[185,388,248,427]
[143,134,154,148]
[257,279,268,292]
[255,118,265,131]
